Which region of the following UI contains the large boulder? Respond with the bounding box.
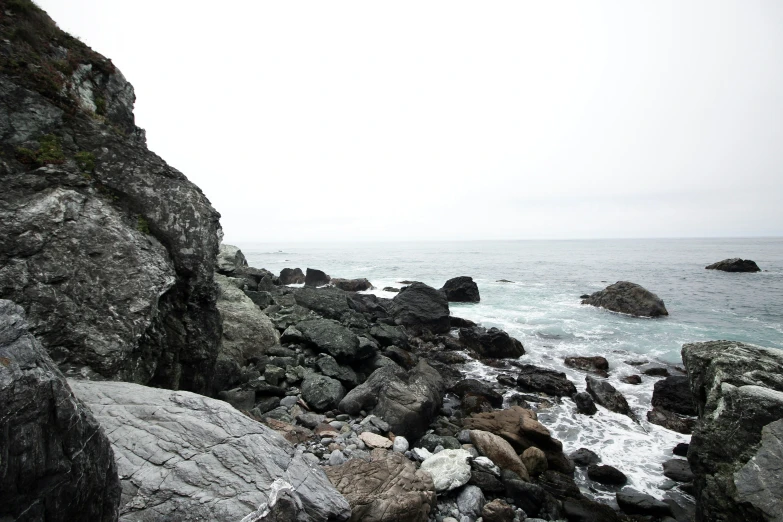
[326,452,436,522]
[216,243,248,274]
[420,449,473,491]
[297,318,371,362]
[651,375,697,416]
[581,281,668,317]
[70,380,351,521]
[0,7,222,394]
[459,326,525,359]
[301,373,346,412]
[515,364,576,396]
[0,300,121,522]
[585,375,633,417]
[304,268,331,287]
[279,267,306,285]
[682,340,783,522]
[440,276,480,303]
[469,429,530,480]
[389,282,451,334]
[705,258,761,272]
[294,286,353,321]
[214,274,280,391]
[339,360,444,440]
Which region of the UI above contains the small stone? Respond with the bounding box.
[420,449,473,491]
[280,395,298,408]
[521,447,548,476]
[393,436,409,453]
[471,456,501,476]
[359,431,393,449]
[569,448,601,467]
[457,485,485,518]
[328,450,348,466]
[412,447,432,461]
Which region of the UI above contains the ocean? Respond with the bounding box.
[238,237,783,502]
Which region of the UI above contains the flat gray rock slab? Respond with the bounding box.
[70,380,350,522]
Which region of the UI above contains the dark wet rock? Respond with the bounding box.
[315,354,358,387]
[647,406,696,434]
[370,323,409,347]
[585,375,632,417]
[449,316,477,328]
[616,490,672,517]
[569,448,601,467]
[673,442,689,457]
[652,375,697,415]
[301,373,345,412]
[587,464,627,485]
[297,318,372,362]
[581,281,668,317]
[294,286,353,321]
[450,378,504,408]
[279,267,306,285]
[218,388,255,411]
[622,374,642,385]
[502,470,545,513]
[562,497,622,522]
[469,471,506,494]
[383,286,400,293]
[705,258,761,272]
[244,290,275,309]
[573,391,598,415]
[416,433,461,452]
[579,294,590,299]
[216,244,247,274]
[397,280,421,285]
[682,340,783,522]
[564,356,609,376]
[440,276,480,303]
[331,277,374,291]
[536,469,581,500]
[338,360,444,440]
[0,300,121,522]
[71,380,350,521]
[389,282,451,334]
[663,459,694,482]
[460,326,525,359]
[325,452,436,522]
[384,346,418,370]
[516,364,576,396]
[642,365,670,376]
[254,396,281,414]
[304,268,331,287]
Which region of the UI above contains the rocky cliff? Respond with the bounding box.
[0,0,222,394]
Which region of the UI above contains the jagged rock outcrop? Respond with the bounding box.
[214,274,280,391]
[440,276,480,302]
[0,4,222,394]
[70,379,351,521]
[682,341,783,522]
[705,258,761,272]
[459,326,525,359]
[586,375,633,417]
[216,243,247,274]
[581,281,668,317]
[305,268,331,287]
[682,340,783,522]
[0,300,121,522]
[279,267,306,285]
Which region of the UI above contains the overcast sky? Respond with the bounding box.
[37,1,783,241]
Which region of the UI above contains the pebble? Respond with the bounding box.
[393,436,409,453]
[328,450,347,466]
[280,396,298,408]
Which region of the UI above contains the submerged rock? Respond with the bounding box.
[682,340,783,522]
[705,258,761,272]
[71,380,349,521]
[0,300,121,522]
[326,452,436,522]
[440,276,480,303]
[581,281,668,317]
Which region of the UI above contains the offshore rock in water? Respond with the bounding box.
[581,281,668,317]
[460,326,525,359]
[705,257,761,272]
[0,300,121,522]
[440,276,481,303]
[389,282,451,334]
[304,267,331,287]
[585,375,633,417]
[331,277,374,291]
[682,340,783,522]
[279,267,306,284]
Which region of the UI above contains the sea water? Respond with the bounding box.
[239,237,783,502]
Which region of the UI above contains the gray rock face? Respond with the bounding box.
[440,276,480,303]
[0,300,120,522]
[585,375,633,417]
[682,340,783,522]
[70,379,350,522]
[294,286,353,321]
[301,373,346,412]
[297,318,369,362]
[651,375,697,416]
[705,258,761,272]
[459,326,525,359]
[339,360,444,439]
[0,14,222,394]
[216,243,248,274]
[326,452,436,522]
[214,274,280,391]
[389,282,451,334]
[581,281,668,317]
